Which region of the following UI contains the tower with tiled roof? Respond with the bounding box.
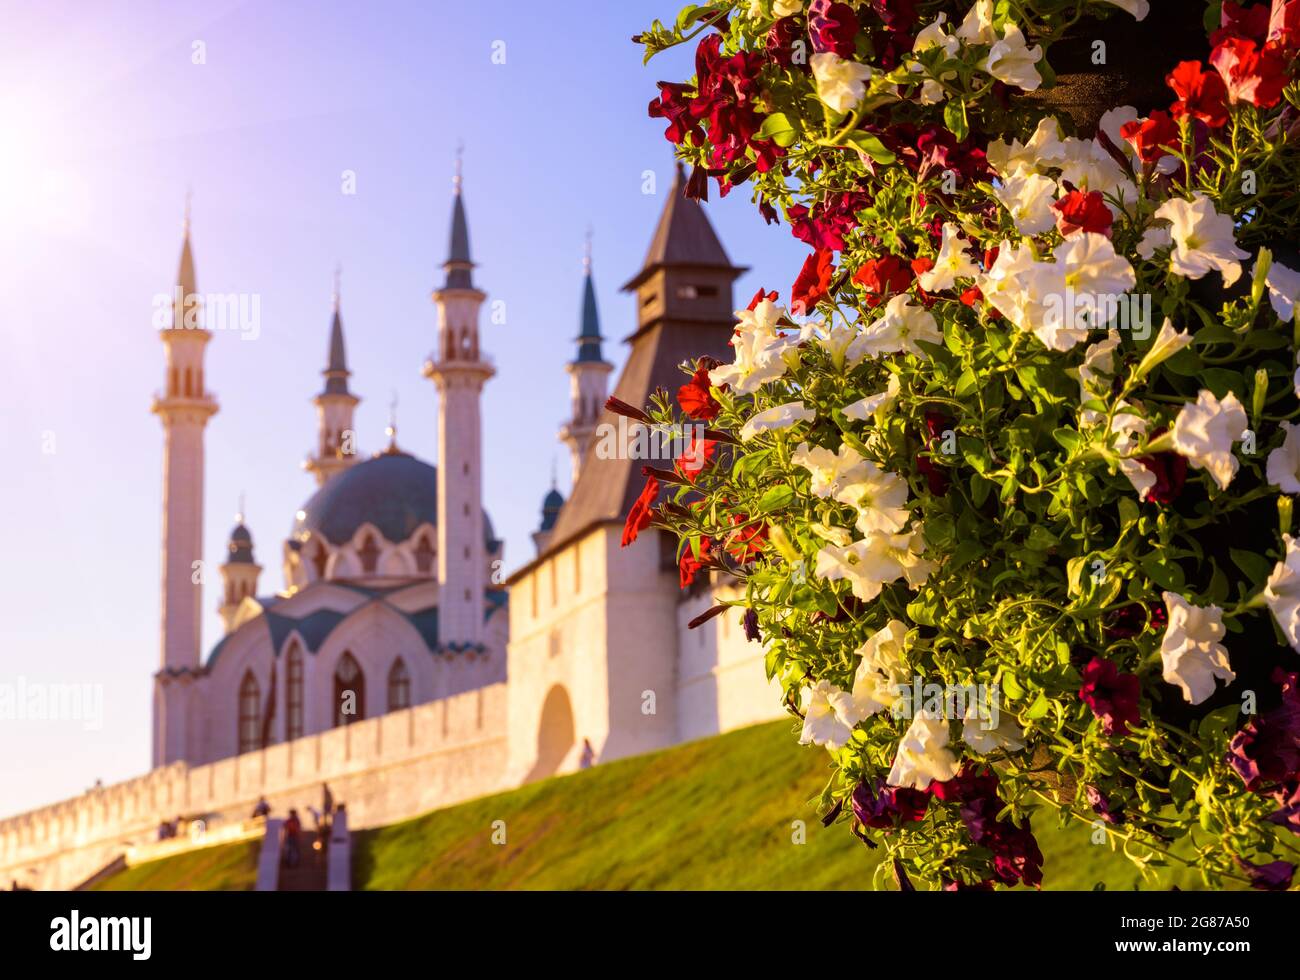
[150,200,219,767]
[423,157,495,652]
[305,272,361,486]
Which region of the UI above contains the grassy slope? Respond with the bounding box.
[88,839,261,892]
[353,720,1209,891]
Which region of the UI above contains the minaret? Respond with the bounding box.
[304,270,361,485]
[218,502,262,633]
[150,200,219,767]
[422,154,494,651]
[558,234,613,484]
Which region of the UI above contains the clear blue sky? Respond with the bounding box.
[0,0,806,816]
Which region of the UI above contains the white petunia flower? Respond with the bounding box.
[917,222,981,292]
[1056,232,1137,328]
[1078,331,1122,427]
[961,701,1026,754]
[1133,318,1193,379]
[994,168,1058,235]
[1100,0,1149,19]
[1155,194,1251,287]
[980,24,1043,91]
[811,52,873,115]
[913,12,959,55]
[1160,592,1235,705]
[1266,421,1300,494]
[799,680,854,749]
[987,116,1066,176]
[1263,259,1300,322]
[846,294,942,361]
[774,0,803,15]
[814,528,935,602]
[792,441,870,499]
[955,0,997,45]
[1171,389,1247,491]
[709,298,797,394]
[1111,408,1157,500]
[1137,224,1173,260]
[836,462,911,535]
[842,374,901,423]
[1057,136,1138,208]
[1265,535,1300,652]
[739,400,815,441]
[887,712,960,790]
[838,620,911,725]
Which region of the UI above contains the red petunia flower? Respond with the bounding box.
[1120,110,1181,164]
[1168,60,1231,129]
[1052,189,1114,237]
[1213,1,1272,46]
[677,357,722,421]
[808,0,858,58]
[621,474,660,547]
[852,254,913,307]
[1269,0,1300,55]
[747,287,779,311]
[679,536,713,588]
[791,248,836,315]
[1210,36,1290,108]
[1079,657,1142,737]
[674,431,717,482]
[724,513,767,562]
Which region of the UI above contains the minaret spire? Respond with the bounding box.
[559,230,614,484]
[151,201,219,766]
[304,269,361,485]
[424,155,495,652]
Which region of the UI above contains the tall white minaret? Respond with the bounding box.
[558,233,613,484]
[150,201,218,767]
[304,269,361,485]
[423,155,494,651]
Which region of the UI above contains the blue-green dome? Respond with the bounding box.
[292,452,496,548]
[539,487,564,532]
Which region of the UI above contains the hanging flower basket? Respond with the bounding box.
[629,0,1300,890]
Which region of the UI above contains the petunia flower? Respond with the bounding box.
[837,462,911,535]
[792,441,870,499]
[709,298,797,394]
[1056,232,1137,328]
[1154,194,1251,287]
[1264,535,1300,651]
[1237,857,1296,891]
[1171,388,1247,491]
[993,168,1058,235]
[887,711,960,790]
[1079,656,1142,736]
[1159,592,1236,705]
[791,248,836,315]
[846,294,942,360]
[1168,60,1230,128]
[842,374,901,423]
[1053,189,1114,237]
[961,702,1026,755]
[980,24,1043,91]
[676,356,722,420]
[837,620,911,725]
[986,116,1065,176]
[1211,36,1289,108]
[1099,0,1149,18]
[1133,318,1193,379]
[810,52,872,114]
[852,777,929,829]
[799,679,855,749]
[1110,408,1157,500]
[621,474,660,547]
[916,222,980,292]
[739,400,816,441]
[1263,258,1300,321]
[1266,421,1300,494]
[955,0,996,44]
[1077,331,1121,427]
[814,527,935,601]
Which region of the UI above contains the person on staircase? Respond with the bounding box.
[282,809,302,868]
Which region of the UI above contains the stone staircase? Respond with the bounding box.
[276,831,327,892]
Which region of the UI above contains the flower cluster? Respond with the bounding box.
[633,0,1300,889]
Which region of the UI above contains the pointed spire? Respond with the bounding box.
[322,267,351,396]
[620,162,745,292]
[443,144,476,290]
[173,192,198,328]
[574,230,605,364]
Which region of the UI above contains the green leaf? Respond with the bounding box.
[1025,692,1050,720]
[1052,427,1081,452]
[954,367,979,397]
[943,99,969,142]
[756,483,795,513]
[1229,548,1272,585]
[844,131,896,163]
[1117,496,1139,532]
[756,112,798,148]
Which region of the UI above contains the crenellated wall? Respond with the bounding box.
[0,684,507,891]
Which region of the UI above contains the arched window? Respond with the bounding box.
[333,652,365,727]
[357,534,380,574]
[170,367,179,396]
[238,671,260,754]
[286,642,304,741]
[183,367,193,397]
[388,658,410,712]
[414,535,434,574]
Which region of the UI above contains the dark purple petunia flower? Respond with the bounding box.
[743,607,761,643]
[1237,857,1296,891]
[1086,785,1122,824]
[1229,669,1300,792]
[1268,780,1300,835]
[933,765,1044,888]
[1079,657,1142,737]
[852,777,929,829]
[808,0,858,58]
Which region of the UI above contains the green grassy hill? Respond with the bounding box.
[353,719,1207,890]
[88,838,260,891]
[88,720,1211,891]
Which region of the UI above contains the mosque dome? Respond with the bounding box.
[290,451,496,547]
[539,487,564,532]
[227,523,255,563]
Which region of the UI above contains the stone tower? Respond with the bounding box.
[558,240,613,484]
[423,163,494,651]
[150,207,219,767]
[218,511,261,634]
[305,277,361,485]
